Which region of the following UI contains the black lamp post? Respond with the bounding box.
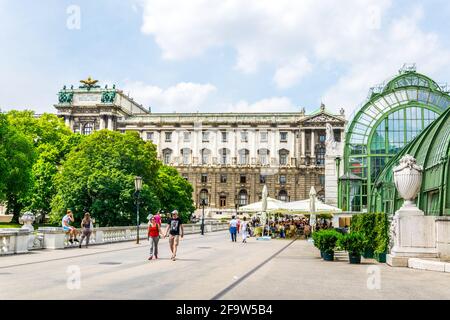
[201,198,206,235]
[134,176,142,244]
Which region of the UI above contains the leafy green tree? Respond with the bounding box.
[156,166,195,223]
[0,113,35,222]
[50,130,161,226]
[6,111,79,218]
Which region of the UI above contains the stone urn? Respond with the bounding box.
[19,212,35,231]
[393,155,423,207]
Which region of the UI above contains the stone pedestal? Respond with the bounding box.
[387,206,438,267]
[39,228,66,249]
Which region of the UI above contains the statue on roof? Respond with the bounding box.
[340,108,345,116]
[79,76,100,90]
[325,123,338,154]
[320,102,326,112]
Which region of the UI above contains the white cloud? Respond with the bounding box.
[123,81,217,112]
[139,0,450,114]
[225,97,296,113]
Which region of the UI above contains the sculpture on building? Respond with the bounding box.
[58,90,74,103]
[393,155,423,208]
[101,90,116,103]
[325,123,338,153]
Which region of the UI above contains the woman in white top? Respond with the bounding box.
[241,217,248,243]
[229,216,237,242]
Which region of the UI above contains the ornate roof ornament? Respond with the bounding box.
[320,102,326,112]
[79,76,100,90]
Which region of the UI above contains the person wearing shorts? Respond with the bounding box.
[62,209,79,244]
[164,210,184,261]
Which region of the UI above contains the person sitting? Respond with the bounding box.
[62,209,79,244]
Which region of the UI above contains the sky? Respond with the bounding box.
[1,0,450,115]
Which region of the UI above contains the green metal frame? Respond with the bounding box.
[341,69,450,213]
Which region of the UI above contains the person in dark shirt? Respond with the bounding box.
[164,210,184,261]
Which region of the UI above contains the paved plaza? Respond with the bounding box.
[1,231,450,300]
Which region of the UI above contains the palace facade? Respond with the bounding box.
[55,79,346,219]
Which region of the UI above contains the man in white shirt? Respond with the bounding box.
[229,216,238,242]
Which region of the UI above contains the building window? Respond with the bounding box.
[239,149,250,165]
[240,174,247,184]
[280,132,288,142]
[162,148,172,165]
[279,149,289,165]
[201,174,208,184]
[182,173,189,181]
[201,148,211,164]
[319,132,326,143]
[241,131,248,143]
[279,190,288,202]
[221,131,228,142]
[258,149,269,165]
[220,174,227,183]
[260,132,268,142]
[146,132,154,141]
[165,132,172,142]
[319,174,325,187]
[219,148,229,165]
[181,148,191,165]
[183,131,191,142]
[316,145,326,166]
[279,175,286,185]
[202,131,209,142]
[334,129,341,142]
[238,190,248,206]
[83,123,94,135]
[260,175,267,184]
[220,196,226,208]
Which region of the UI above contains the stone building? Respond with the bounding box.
[54,78,346,219]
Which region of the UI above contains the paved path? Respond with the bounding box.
[1,232,449,299]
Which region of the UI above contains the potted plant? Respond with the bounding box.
[313,230,341,261]
[338,232,365,264]
[312,231,323,258]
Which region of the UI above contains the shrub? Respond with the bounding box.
[374,213,389,254]
[254,227,263,237]
[351,213,376,252]
[312,229,342,254]
[338,232,366,255]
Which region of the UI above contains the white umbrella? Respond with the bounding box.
[309,186,317,230]
[238,197,284,212]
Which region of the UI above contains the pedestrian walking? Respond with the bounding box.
[237,217,241,234]
[79,212,93,248]
[229,216,238,242]
[154,211,162,226]
[164,210,184,261]
[241,217,248,243]
[148,216,163,260]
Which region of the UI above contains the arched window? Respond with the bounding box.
[238,149,250,165]
[200,148,211,165]
[238,190,248,206]
[199,189,209,206]
[279,149,290,165]
[83,123,94,135]
[315,144,326,166]
[258,149,270,165]
[278,190,288,202]
[181,148,191,165]
[219,148,230,165]
[162,148,172,165]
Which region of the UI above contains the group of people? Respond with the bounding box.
[146,210,184,261]
[61,208,184,261]
[61,209,93,248]
[228,216,250,243]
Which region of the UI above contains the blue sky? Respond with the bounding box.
[1,0,450,115]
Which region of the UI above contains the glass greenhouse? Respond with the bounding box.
[371,105,450,216]
[340,66,450,212]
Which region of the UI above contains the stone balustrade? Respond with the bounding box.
[0,222,229,255]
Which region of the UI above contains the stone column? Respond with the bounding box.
[65,116,70,127]
[310,130,315,157]
[100,116,106,130]
[107,116,114,131]
[301,130,306,157]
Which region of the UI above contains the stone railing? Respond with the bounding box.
[0,222,229,255]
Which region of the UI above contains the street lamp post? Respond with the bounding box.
[134,176,143,244]
[201,199,206,235]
